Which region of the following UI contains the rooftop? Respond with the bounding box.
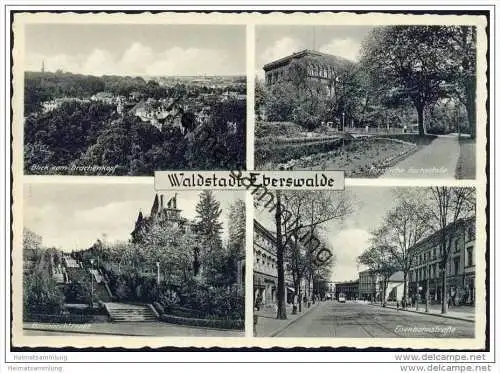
[263,49,353,72]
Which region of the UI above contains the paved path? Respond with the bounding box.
[23,321,244,337]
[274,301,474,338]
[379,302,475,322]
[381,134,460,179]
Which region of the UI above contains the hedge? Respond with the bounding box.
[159,314,244,330]
[24,313,94,324]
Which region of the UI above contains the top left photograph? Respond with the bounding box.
[19,21,247,176]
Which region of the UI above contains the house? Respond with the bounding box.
[90,91,115,105]
[263,49,353,97]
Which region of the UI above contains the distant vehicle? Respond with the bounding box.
[338,293,346,303]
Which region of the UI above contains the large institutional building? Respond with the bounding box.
[408,217,476,305]
[253,220,312,308]
[263,49,353,96]
[355,216,476,305]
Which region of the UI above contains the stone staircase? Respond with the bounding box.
[104,302,158,322]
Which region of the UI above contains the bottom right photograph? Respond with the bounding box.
[252,186,478,339]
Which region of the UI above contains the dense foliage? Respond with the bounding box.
[24,72,246,175]
[257,26,476,138]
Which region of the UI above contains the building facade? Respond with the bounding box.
[408,217,476,305]
[253,220,312,308]
[263,49,352,96]
[358,269,380,301]
[335,280,359,301]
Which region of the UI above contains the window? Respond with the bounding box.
[433,248,436,259]
[455,239,460,252]
[454,257,460,275]
[467,247,473,267]
[468,226,475,241]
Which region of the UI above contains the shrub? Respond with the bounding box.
[24,270,64,316]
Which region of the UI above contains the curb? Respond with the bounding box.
[368,303,475,323]
[258,302,320,337]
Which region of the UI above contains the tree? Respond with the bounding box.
[447,26,477,139]
[375,189,432,308]
[361,26,457,136]
[426,187,475,313]
[194,190,223,247]
[24,269,65,316]
[271,190,352,318]
[358,245,400,305]
[275,190,287,319]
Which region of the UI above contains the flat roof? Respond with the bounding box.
[263,49,353,72]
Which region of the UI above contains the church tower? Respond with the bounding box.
[41,60,45,73]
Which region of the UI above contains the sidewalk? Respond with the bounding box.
[254,302,320,337]
[23,321,244,337]
[370,302,475,323]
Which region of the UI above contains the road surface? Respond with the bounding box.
[381,134,460,179]
[274,301,474,338]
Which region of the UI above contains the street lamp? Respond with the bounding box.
[90,258,95,309]
[425,265,430,312]
[416,286,422,311]
[342,112,345,132]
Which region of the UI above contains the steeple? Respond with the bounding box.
[150,194,159,216]
[41,60,45,73]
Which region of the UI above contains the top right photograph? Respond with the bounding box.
[255,25,478,179]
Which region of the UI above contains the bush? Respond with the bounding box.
[24,270,65,316]
[25,313,94,324]
[159,314,244,330]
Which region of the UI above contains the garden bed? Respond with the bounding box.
[258,137,421,178]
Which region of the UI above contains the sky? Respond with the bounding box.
[24,183,244,252]
[255,25,374,79]
[254,187,401,283]
[24,24,246,76]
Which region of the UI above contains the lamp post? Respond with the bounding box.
[342,112,345,132]
[416,285,422,311]
[90,258,95,309]
[425,264,430,312]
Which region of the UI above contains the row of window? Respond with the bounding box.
[414,224,475,266]
[411,246,474,281]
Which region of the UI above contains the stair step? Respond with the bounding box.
[103,302,157,322]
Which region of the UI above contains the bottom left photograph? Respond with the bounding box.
[21,183,246,337]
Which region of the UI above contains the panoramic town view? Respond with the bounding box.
[255,25,476,179]
[23,24,246,176]
[23,184,245,336]
[253,187,476,338]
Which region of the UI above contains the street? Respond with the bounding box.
[274,301,474,338]
[380,134,460,178]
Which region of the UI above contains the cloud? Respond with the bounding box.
[26,43,239,76]
[257,37,305,79]
[330,228,372,282]
[319,38,361,62]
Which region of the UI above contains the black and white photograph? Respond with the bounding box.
[255,25,477,179]
[253,187,476,338]
[23,23,246,176]
[22,184,245,337]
